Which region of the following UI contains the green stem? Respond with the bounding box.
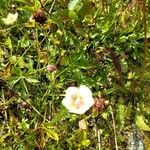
[35,24,40,69]
[142,0,148,70]
[109,105,118,150]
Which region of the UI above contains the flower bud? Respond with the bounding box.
[47,64,57,72]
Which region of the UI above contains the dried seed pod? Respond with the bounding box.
[93,97,108,112]
[33,10,47,24]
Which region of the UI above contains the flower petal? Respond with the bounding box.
[79,85,92,98]
[62,87,78,109]
[65,87,78,95]
[79,85,94,108]
[2,12,18,25]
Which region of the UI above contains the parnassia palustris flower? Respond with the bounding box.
[62,85,94,114]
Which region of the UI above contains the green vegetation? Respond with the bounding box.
[0,0,150,149]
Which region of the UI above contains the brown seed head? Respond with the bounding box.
[93,97,107,112]
[33,10,47,24]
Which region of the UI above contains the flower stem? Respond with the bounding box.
[109,105,118,150]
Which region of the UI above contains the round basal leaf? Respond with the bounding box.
[81,139,90,146]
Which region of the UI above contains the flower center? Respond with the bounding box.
[72,95,84,109]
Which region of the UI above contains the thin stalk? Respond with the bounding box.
[97,129,101,150]
[109,105,118,150]
[142,0,148,69]
[35,24,40,69]
[49,0,56,14]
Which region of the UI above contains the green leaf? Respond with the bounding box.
[68,0,81,11]
[0,133,9,143]
[18,57,26,68]
[10,76,22,85]
[81,139,90,146]
[25,78,39,83]
[15,0,29,4]
[18,37,30,48]
[69,10,78,19]
[17,0,41,12]
[117,99,125,130]
[101,112,109,120]
[18,119,30,130]
[136,115,150,131]
[45,128,59,142]
[12,67,22,76]
[5,37,13,50]
[78,1,95,20]
[10,55,17,64]
[17,144,26,150]
[0,48,2,62]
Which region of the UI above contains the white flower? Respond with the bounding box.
[62,85,94,114]
[2,12,18,25]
